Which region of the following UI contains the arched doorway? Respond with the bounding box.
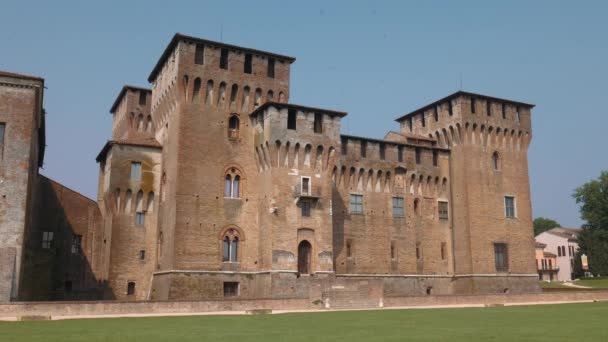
[297,240,312,275]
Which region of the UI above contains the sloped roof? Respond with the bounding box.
[96,137,162,162]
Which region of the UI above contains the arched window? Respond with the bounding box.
[241,86,250,112]
[254,88,262,108]
[146,115,152,132]
[137,114,144,131]
[217,82,226,107]
[224,167,242,198]
[192,77,202,103]
[267,90,274,102]
[492,152,501,170]
[124,189,132,213]
[414,198,420,216]
[146,192,154,213]
[229,84,238,109]
[228,115,239,139]
[222,228,241,262]
[205,80,214,104]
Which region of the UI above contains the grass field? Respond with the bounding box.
[1,302,608,341]
[576,277,608,288]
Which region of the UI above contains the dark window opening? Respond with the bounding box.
[416,243,421,260]
[71,235,82,254]
[228,115,240,139]
[314,113,323,133]
[391,242,396,260]
[502,103,506,119]
[346,240,352,258]
[441,242,447,260]
[494,243,508,272]
[195,44,205,65]
[139,91,146,106]
[301,200,311,217]
[434,107,439,121]
[448,101,453,116]
[341,137,348,155]
[426,286,432,295]
[421,112,426,127]
[224,282,239,297]
[64,280,72,293]
[487,101,491,116]
[287,109,297,130]
[438,201,449,220]
[471,97,476,113]
[244,53,252,74]
[0,123,5,146]
[398,146,404,162]
[267,58,275,78]
[415,147,421,164]
[127,281,136,295]
[139,250,145,260]
[220,48,229,69]
[433,150,438,167]
[516,107,521,122]
[408,117,413,132]
[379,143,386,160]
[302,177,310,195]
[360,141,367,158]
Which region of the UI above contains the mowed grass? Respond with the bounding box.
[1,302,608,341]
[576,277,608,288]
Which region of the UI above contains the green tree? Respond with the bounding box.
[573,171,608,231]
[573,171,608,277]
[533,217,561,236]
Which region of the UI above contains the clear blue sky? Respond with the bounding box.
[2,0,606,228]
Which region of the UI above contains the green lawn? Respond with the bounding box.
[1,302,607,341]
[539,281,572,289]
[576,277,608,288]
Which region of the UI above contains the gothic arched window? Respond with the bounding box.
[224,168,242,198]
[222,228,241,262]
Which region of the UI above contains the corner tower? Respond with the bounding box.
[396,91,538,293]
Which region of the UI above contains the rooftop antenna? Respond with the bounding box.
[459,72,463,90]
[220,24,223,42]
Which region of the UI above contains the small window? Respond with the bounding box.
[448,101,453,116]
[398,146,404,162]
[487,101,491,116]
[415,147,421,164]
[416,242,421,260]
[130,162,142,181]
[379,143,386,160]
[301,200,311,217]
[433,150,438,167]
[408,117,413,132]
[139,250,146,260]
[224,168,242,198]
[195,44,205,65]
[301,177,311,195]
[220,48,229,69]
[392,197,404,218]
[0,123,5,145]
[504,196,515,218]
[516,107,521,123]
[502,103,506,119]
[42,231,54,249]
[244,53,252,74]
[287,109,297,130]
[228,115,240,139]
[433,107,439,121]
[414,198,420,215]
[222,229,240,262]
[441,242,447,260]
[224,282,239,297]
[71,235,82,254]
[420,111,426,127]
[360,141,367,158]
[127,281,136,295]
[135,212,145,226]
[346,240,352,258]
[314,113,323,134]
[350,194,363,214]
[139,91,146,106]
[492,152,500,170]
[390,241,396,260]
[341,137,348,155]
[471,97,476,113]
[494,243,508,271]
[267,58,275,78]
[438,201,449,220]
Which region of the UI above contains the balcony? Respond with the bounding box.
[293,183,321,200]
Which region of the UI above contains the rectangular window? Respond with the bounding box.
[448,101,453,116]
[433,150,438,167]
[471,97,476,113]
[301,200,311,217]
[130,162,142,181]
[502,103,506,119]
[42,231,54,249]
[71,235,82,254]
[420,111,426,127]
[391,241,396,260]
[220,48,229,69]
[441,242,447,260]
[487,100,491,116]
[346,239,352,258]
[398,146,404,162]
[415,147,421,164]
[223,282,239,297]
[408,117,413,131]
[379,143,386,160]
[244,53,252,74]
[341,137,348,155]
[494,243,508,271]
[267,58,275,78]
[139,250,146,260]
[287,109,297,130]
[392,197,404,218]
[504,196,516,218]
[360,141,367,158]
[0,123,5,145]
[127,281,136,295]
[438,201,449,220]
[314,113,323,133]
[139,91,146,106]
[194,44,205,65]
[416,242,421,260]
[301,177,310,195]
[135,212,145,226]
[350,194,363,214]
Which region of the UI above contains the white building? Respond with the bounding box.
[535,228,580,281]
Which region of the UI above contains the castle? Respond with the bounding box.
[0,33,539,302]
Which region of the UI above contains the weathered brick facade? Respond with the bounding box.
[0,33,540,302]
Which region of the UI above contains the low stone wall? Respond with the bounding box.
[1,291,607,320]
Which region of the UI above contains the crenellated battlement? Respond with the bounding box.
[109,85,153,141]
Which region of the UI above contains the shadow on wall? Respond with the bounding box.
[331,185,346,272]
[19,175,110,301]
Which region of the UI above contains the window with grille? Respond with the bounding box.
[438,201,449,220]
[494,243,508,272]
[224,282,239,297]
[42,231,54,249]
[194,44,205,64]
[301,200,311,217]
[392,197,404,217]
[350,194,363,214]
[71,235,82,254]
[130,162,141,181]
[135,212,145,226]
